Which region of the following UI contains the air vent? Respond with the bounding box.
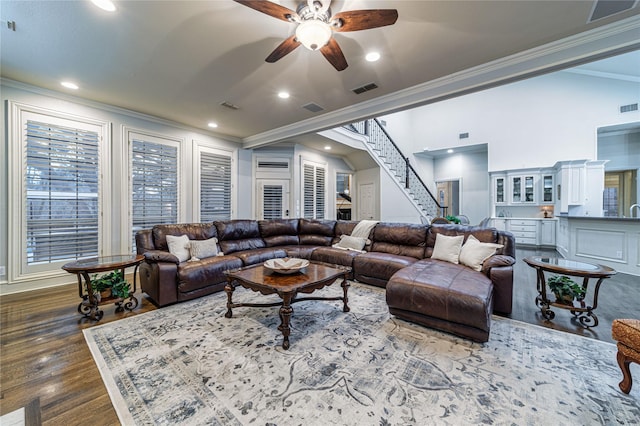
[620,103,638,113]
[220,101,240,110]
[302,103,324,113]
[459,132,469,139]
[589,0,636,22]
[352,82,378,95]
[257,159,290,170]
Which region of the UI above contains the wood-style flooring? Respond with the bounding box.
[1,249,637,423]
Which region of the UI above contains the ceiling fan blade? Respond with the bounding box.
[331,10,398,32]
[233,0,298,22]
[320,38,348,71]
[266,35,301,63]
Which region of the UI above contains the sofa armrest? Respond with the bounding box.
[481,254,515,272]
[144,250,180,264]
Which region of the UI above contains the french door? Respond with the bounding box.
[257,179,290,219]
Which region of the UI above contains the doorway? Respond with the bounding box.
[436,179,460,216]
[257,179,290,219]
[358,182,375,220]
[336,172,353,220]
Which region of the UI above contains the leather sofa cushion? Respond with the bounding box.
[353,252,418,284]
[216,220,266,254]
[259,219,300,247]
[298,219,336,246]
[152,223,217,251]
[283,245,318,259]
[332,221,359,244]
[231,248,287,266]
[386,259,493,332]
[177,256,243,294]
[371,223,427,259]
[426,224,498,259]
[311,246,360,268]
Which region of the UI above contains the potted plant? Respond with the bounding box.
[90,270,131,301]
[547,275,585,305]
[445,215,461,224]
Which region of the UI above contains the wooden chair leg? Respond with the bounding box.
[616,350,633,394]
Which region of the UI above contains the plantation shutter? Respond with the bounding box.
[262,185,283,219]
[25,120,100,264]
[302,161,326,219]
[131,138,178,248]
[200,151,231,221]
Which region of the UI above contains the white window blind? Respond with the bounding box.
[131,138,178,248]
[303,162,326,219]
[25,120,100,264]
[262,185,283,219]
[200,151,231,221]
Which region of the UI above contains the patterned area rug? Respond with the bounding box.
[84,282,639,425]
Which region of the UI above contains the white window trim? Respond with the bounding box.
[7,101,111,284]
[192,142,237,222]
[122,127,185,253]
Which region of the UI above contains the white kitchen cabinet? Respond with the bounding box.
[492,218,508,231]
[539,219,556,246]
[492,175,506,204]
[541,174,554,204]
[510,175,536,204]
[509,219,537,245]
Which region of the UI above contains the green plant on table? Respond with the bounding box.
[547,275,585,304]
[90,270,131,300]
[445,215,461,224]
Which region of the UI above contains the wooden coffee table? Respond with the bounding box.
[223,261,351,350]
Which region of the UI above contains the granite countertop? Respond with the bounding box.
[560,215,640,222]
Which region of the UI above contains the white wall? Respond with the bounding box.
[434,150,490,224]
[404,72,640,172]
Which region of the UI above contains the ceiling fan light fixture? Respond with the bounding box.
[296,20,332,51]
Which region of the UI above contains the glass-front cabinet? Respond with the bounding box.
[511,175,536,203]
[493,176,506,204]
[542,174,554,203]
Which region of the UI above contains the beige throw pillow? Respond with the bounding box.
[166,234,190,262]
[431,233,464,264]
[189,237,219,261]
[459,235,504,271]
[332,235,367,252]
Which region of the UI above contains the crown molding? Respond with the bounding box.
[1,78,243,144]
[242,14,640,149]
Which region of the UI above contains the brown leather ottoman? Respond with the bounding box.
[386,259,494,342]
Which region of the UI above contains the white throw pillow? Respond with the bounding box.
[430,233,464,264]
[459,235,504,271]
[189,237,219,261]
[332,235,367,252]
[166,234,190,263]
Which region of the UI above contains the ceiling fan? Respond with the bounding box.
[233,0,398,71]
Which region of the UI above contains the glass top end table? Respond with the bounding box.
[523,256,616,327]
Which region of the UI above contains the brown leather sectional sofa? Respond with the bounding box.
[135,219,516,342]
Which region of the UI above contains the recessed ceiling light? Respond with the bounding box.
[91,0,116,12]
[324,145,331,150]
[365,52,381,62]
[208,122,218,128]
[61,81,79,90]
[447,149,454,154]
[278,91,290,99]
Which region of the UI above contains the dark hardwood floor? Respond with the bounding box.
[1,250,636,423]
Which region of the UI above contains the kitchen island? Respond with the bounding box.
[556,215,640,276]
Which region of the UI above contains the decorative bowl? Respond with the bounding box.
[264,258,309,274]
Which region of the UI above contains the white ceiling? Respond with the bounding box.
[2,0,639,150]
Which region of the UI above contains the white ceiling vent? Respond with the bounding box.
[220,101,240,110]
[303,103,324,113]
[589,0,637,22]
[352,82,378,95]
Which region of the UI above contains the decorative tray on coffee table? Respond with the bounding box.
[264,258,309,274]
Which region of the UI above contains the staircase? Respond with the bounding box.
[344,118,446,220]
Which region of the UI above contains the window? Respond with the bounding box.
[8,102,109,282]
[130,132,180,250]
[199,150,232,221]
[302,160,326,219]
